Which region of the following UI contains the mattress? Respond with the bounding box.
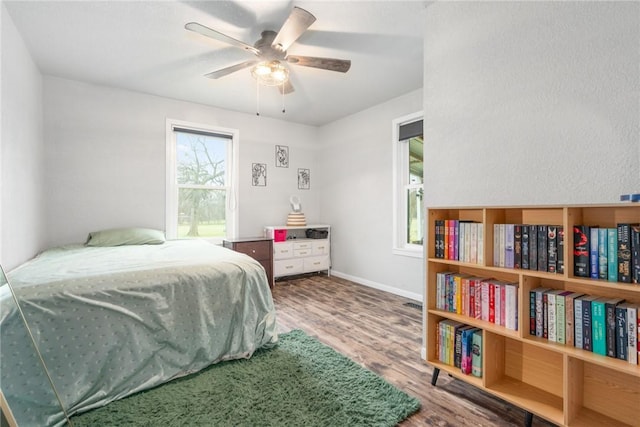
[0,240,278,426]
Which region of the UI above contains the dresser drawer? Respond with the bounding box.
[273,242,294,260]
[312,240,329,256]
[293,241,313,250]
[303,255,330,272]
[231,241,271,260]
[274,258,304,276]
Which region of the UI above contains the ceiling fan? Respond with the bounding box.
[185,6,351,95]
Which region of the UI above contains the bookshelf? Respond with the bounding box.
[425,204,640,427]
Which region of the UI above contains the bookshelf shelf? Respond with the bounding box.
[425,204,640,427]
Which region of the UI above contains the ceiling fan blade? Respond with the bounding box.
[277,80,295,95]
[204,60,258,79]
[286,55,351,73]
[271,7,316,51]
[185,22,260,55]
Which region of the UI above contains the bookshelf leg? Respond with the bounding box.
[430,368,440,386]
[524,411,533,427]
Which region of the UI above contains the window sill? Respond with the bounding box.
[392,246,424,259]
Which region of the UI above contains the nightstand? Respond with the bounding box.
[223,237,274,289]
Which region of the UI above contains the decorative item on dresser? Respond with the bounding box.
[264,225,330,279]
[223,237,274,289]
[426,204,640,427]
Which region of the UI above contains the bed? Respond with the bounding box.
[0,238,278,427]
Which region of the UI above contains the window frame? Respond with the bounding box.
[165,118,239,243]
[392,111,424,258]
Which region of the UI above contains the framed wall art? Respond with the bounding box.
[275,145,289,168]
[298,168,310,190]
[252,163,267,186]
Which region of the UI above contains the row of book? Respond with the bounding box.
[573,224,640,283]
[437,319,482,377]
[434,220,483,264]
[436,272,519,331]
[493,224,564,273]
[529,287,639,364]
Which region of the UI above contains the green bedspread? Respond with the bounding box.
[1,240,278,427]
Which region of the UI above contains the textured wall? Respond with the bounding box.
[424,1,639,207]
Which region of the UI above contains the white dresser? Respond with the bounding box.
[264,225,331,278]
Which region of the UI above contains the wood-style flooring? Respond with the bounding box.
[272,274,556,427]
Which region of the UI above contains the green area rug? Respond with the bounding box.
[71,329,420,426]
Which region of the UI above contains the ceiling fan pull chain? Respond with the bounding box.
[282,82,286,114]
[256,80,260,116]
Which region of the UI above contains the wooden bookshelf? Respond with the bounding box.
[425,204,640,427]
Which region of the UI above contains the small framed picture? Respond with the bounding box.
[252,163,267,186]
[275,145,289,168]
[298,168,310,190]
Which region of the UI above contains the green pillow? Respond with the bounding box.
[86,227,166,246]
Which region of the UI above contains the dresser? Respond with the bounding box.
[223,237,274,289]
[263,225,331,279]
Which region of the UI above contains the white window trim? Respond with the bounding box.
[165,118,239,243]
[392,111,424,258]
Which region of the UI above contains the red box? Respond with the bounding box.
[274,229,287,242]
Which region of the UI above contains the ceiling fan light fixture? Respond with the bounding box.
[251,60,289,86]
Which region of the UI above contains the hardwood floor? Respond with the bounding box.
[272,274,556,427]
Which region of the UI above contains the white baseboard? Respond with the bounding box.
[330,270,422,302]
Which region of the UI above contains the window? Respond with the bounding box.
[392,112,424,257]
[166,119,239,243]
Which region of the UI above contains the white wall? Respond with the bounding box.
[1,4,46,271]
[424,1,639,207]
[43,76,321,247]
[318,89,424,300]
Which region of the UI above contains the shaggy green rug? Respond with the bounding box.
[71,329,420,426]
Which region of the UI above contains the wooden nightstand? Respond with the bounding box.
[223,237,274,289]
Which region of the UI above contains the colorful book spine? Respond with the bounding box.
[557,226,564,274]
[547,290,558,342]
[590,227,599,279]
[626,304,638,365]
[538,225,548,272]
[591,297,607,355]
[575,295,584,349]
[529,225,538,271]
[499,224,506,268]
[573,226,590,278]
[477,224,484,265]
[606,298,624,358]
[618,224,632,283]
[514,224,522,269]
[632,225,640,284]
[547,226,558,273]
[565,292,582,347]
[555,291,571,344]
[598,228,608,280]
[615,305,628,360]
[608,228,618,282]
[471,330,482,377]
[505,283,518,331]
[582,295,598,352]
[522,225,530,270]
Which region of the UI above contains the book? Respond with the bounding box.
[573,225,590,278]
[522,225,530,270]
[555,290,573,344]
[529,225,538,271]
[598,228,608,280]
[498,224,506,268]
[444,220,450,260]
[625,304,638,365]
[618,223,633,283]
[455,325,475,368]
[547,225,558,273]
[564,292,583,347]
[435,220,444,258]
[615,304,628,360]
[538,225,548,272]
[574,295,586,349]
[608,228,618,282]
[590,227,599,279]
[452,220,459,261]
[514,224,522,269]
[471,330,482,377]
[531,287,551,338]
[504,282,518,331]
[547,289,562,342]
[605,297,625,358]
[632,225,640,283]
[477,224,484,265]
[581,295,599,352]
[460,327,479,374]
[505,224,515,268]
[557,226,564,274]
[591,297,609,355]
[493,224,500,267]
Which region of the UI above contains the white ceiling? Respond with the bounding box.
[4,0,427,126]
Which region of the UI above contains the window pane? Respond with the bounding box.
[408,136,423,185]
[177,188,226,238]
[176,132,227,186]
[406,187,423,245]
